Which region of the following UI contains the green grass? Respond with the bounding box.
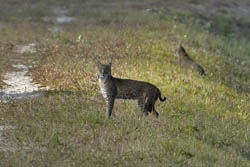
[1,91,250,166]
[0,0,250,166]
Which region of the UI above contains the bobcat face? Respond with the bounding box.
[97,62,111,81]
[97,62,112,100]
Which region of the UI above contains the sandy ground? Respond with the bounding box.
[0,44,49,103]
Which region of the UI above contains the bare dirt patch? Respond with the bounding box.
[0,43,49,103]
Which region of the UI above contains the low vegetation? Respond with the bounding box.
[0,0,250,166]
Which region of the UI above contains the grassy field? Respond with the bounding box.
[0,0,250,166]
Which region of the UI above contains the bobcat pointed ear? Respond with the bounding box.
[179,44,186,52]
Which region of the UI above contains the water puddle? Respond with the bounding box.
[16,43,37,54]
[48,26,61,33]
[43,16,77,24]
[42,7,78,33]
[56,16,77,23]
[0,64,49,103]
[1,43,49,103]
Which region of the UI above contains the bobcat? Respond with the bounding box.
[176,45,206,75]
[97,62,166,118]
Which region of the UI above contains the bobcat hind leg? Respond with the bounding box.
[137,98,149,116]
[152,105,159,118]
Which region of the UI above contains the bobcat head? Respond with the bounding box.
[175,44,187,58]
[97,62,112,81]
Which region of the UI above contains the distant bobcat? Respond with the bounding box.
[97,62,166,118]
[176,45,206,75]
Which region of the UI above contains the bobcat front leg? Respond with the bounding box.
[107,98,115,118]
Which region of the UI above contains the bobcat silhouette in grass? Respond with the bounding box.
[97,62,166,118]
[176,45,206,75]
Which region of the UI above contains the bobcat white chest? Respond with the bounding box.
[98,78,108,99]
